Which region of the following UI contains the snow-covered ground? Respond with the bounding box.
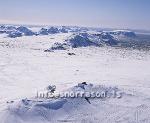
[0,27,150,123]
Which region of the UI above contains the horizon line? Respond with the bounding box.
[0,22,150,32]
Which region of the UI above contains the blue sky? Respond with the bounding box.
[0,0,150,30]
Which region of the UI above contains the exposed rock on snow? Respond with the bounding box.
[0,25,16,31]
[0,25,36,38]
[59,27,68,33]
[38,27,59,35]
[44,42,67,52]
[38,28,49,35]
[0,25,136,40]
[47,27,59,34]
[45,33,100,51]
[7,31,22,38]
[67,52,76,56]
[67,33,100,48]
[93,32,118,45]
[45,32,118,51]
[0,25,17,36]
[16,26,35,36]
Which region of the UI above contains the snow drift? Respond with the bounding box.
[2,83,150,123]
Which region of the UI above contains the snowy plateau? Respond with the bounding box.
[0,25,150,123]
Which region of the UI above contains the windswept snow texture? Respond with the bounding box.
[0,25,150,123]
[3,83,150,123]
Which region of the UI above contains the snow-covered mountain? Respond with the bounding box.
[45,32,119,51]
[0,25,136,38]
[108,30,136,37]
[0,25,140,51]
[16,26,36,36]
[0,25,36,38]
[38,27,59,35]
